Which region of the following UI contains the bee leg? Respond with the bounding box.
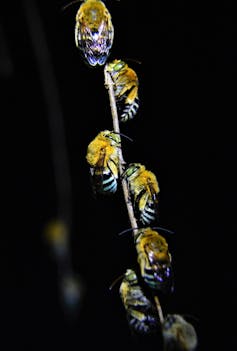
[75,23,79,48]
[120,160,127,173]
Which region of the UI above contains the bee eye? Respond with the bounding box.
[114,62,124,71]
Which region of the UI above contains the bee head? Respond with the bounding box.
[109,269,136,291]
[123,268,138,283]
[112,59,126,71]
[122,162,144,178]
[100,130,121,145]
[101,130,133,146]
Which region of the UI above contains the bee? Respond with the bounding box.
[59,273,86,319]
[86,130,121,195]
[43,219,69,259]
[122,163,160,226]
[162,314,198,351]
[74,0,114,67]
[119,268,160,335]
[105,59,139,122]
[134,227,174,293]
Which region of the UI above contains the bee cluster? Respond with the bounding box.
[67,1,198,350]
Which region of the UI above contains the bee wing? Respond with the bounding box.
[76,18,114,66]
[90,148,106,196]
[148,242,174,294]
[148,183,160,220]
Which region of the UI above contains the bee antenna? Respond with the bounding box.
[122,57,142,65]
[118,227,139,236]
[112,131,133,142]
[61,0,82,12]
[151,226,175,235]
[118,226,174,237]
[109,274,124,290]
[120,132,133,142]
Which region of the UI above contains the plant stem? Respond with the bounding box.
[104,68,164,326]
[104,69,138,235]
[154,295,164,324]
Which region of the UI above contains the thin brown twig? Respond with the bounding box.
[104,69,138,236]
[104,68,164,325]
[154,295,164,324]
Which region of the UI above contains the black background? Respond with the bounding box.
[1,0,217,349]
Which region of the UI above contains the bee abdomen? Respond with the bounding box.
[77,37,112,67]
[120,97,139,122]
[102,172,117,193]
[140,203,157,225]
[143,269,158,290]
[92,169,117,195]
[129,315,159,335]
[82,45,109,67]
[143,267,173,293]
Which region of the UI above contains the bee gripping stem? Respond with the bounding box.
[104,69,165,327]
[104,69,138,237]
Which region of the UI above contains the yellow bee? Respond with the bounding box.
[134,228,174,293]
[86,130,121,195]
[119,268,160,335]
[122,163,160,225]
[105,59,139,122]
[75,0,114,67]
[162,314,198,351]
[43,219,69,259]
